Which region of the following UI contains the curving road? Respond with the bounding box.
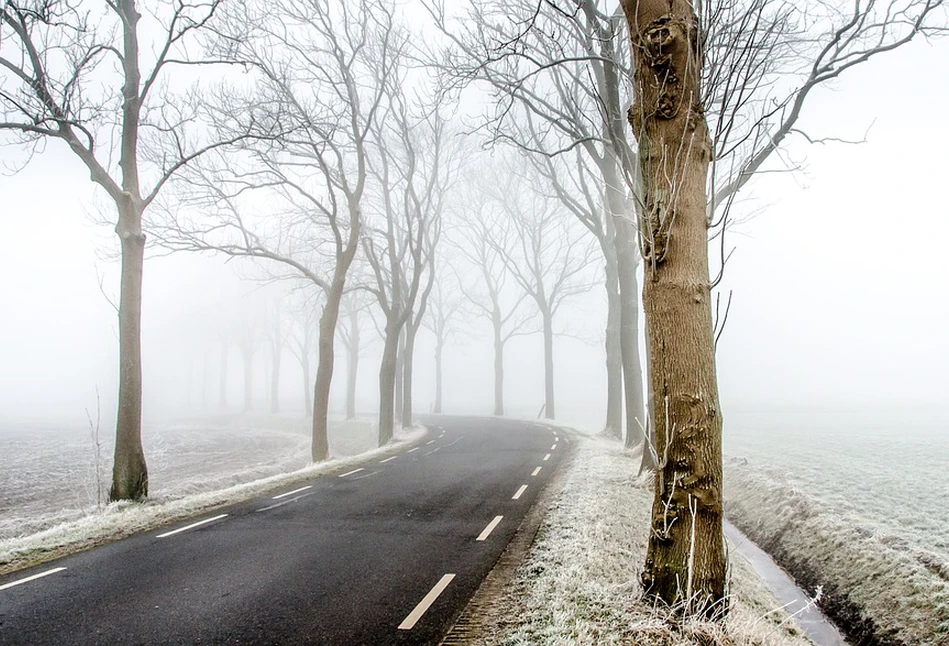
[0,416,568,645]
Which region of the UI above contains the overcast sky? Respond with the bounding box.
[1,12,946,433]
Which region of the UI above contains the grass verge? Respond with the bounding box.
[725,457,949,645]
[450,433,815,645]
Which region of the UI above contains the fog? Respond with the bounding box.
[4,39,948,436]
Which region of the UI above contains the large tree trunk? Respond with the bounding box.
[110,201,148,502]
[401,321,419,427]
[621,0,726,615]
[377,323,399,445]
[311,279,344,462]
[602,221,624,438]
[345,307,359,420]
[433,335,443,414]
[602,153,646,448]
[542,309,555,419]
[492,313,504,416]
[614,216,646,449]
[394,330,404,425]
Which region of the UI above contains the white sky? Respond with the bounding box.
[1,15,947,432]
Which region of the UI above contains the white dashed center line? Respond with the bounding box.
[379,456,398,464]
[531,467,542,476]
[550,443,557,450]
[398,574,456,630]
[157,514,228,538]
[408,447,420,453]
[476,515,503,541]
[543,453,551,461]
[338,468,364,478]
[273,485,312,499]
[426,440,435,445]
[512,485,528,500]
[0,567,67,592]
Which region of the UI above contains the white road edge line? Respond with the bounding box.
[380,456,398,464]
[338,468,364,478]
[476,516,504,541]
[273,485,312,500]
[398,573,456,630]
[512,485,528,500]
[543,453,551,461]
[157,514,228,539]
[531,467,542,476]
[0,567,67,592]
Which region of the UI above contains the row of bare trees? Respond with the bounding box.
[3,0,943,624]
[424,0,945,619]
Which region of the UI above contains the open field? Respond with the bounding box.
[0,414,375,542]
[724,408,949,645]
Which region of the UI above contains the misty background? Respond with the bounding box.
[1,31,947,438]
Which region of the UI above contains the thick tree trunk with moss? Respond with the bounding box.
[621,0,726,615]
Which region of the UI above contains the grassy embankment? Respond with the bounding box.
[726,459,949,646]
[455,433,815,646]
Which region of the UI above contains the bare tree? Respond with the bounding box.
[0,0,257,500]
[425,0,648,443]
[484,160,599,419]
[152,0,401,461]
[616,0,947,615]
[362,97,450,443]
[422,269,466,415]
[451,171,537,417]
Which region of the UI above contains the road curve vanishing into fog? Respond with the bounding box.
[0,416,567,645]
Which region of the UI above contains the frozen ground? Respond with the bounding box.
[0,413,377,542]
[724,409,949,560]
[463,431,815,646]
[724,409,949,645]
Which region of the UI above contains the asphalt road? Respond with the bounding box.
[0,415,568,645]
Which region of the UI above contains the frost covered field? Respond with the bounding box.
[724,408,949,560]
[724,408,949,644]
[0,414,375,542]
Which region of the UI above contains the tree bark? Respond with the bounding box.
[109,200,148,501]
[615,215,646,449]
[311,278,344,462]
[377,324,399,445]
[542,309,555,420]
[602,220,624,438]
[402,320,420,427]
[394,329,404,425]
[345,306,359,420]
[492,312,504,416]
[433,335,443,414]
[108,0,148,503]
[621,0,726,614]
